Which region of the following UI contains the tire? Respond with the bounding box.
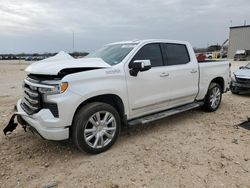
[231,90,239,95]
[203,82,222,112]
[72,102,121,154]
[230,85,239,94]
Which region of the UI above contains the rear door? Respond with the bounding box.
[161,43,199,107]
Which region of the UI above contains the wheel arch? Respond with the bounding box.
[210,77,225,92]
[72,94,126,128]
[202,77,223,112]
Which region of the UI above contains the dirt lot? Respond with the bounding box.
[0,60,250,188]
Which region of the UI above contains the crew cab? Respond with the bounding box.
[4,39,230,154]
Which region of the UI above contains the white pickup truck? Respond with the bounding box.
[4,39,230,154]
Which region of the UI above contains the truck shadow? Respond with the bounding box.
[232,92,250,97]
[2,107,206,161]
[119,108,201,138]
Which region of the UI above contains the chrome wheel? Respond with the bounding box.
[84,111,117,149]
[209,87,221,109]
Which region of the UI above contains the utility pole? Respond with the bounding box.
[244,20,247,26]
[72,31,75,53]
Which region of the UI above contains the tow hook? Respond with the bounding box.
[3,114,18,135]
[3,112,28,135]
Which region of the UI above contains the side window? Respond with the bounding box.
[163,43,190,66]
[132,43,164,67]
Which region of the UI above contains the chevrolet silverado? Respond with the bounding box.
[4,39,231,154]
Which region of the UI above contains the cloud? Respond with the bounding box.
[0,0,250,53]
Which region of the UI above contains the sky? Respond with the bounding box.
[0,0,250,54]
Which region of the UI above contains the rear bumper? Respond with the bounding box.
[230,81,250,92]
[16,99,69,141]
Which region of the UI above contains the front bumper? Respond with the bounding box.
[16,99,69,140]
[230,81,250,92]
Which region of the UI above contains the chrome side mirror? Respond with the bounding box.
[129,60,151,76]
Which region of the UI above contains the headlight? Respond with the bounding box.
[231,74,236,82]
[38,82,68,95]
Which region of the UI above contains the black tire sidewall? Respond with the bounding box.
[72,102,121,154]
[231,90,239,94]
[204,83,222,112]
[230,86,239,94]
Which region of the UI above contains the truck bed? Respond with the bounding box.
[196,61,230,100]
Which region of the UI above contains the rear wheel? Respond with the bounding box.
[72,102,121,154]
[203,82,222,112]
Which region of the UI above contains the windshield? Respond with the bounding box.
[87,43,137,65]
[245,63,250,69]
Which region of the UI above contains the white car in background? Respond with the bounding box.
[231,63,250,94]
[234,50,249,61]
[205,52,213,59]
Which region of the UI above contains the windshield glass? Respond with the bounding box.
[245,63,250,69]
[87,43,137,65]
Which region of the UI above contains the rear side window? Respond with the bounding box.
[132,43,164,67]
[163,43,190,66]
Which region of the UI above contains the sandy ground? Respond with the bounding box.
[0,60,250,188]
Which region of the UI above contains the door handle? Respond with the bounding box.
[190,69,198,74]
[160,72,169,77]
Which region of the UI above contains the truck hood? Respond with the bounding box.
[25,51,111,75]
[234,68,250,79]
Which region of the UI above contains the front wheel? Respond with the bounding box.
[203,82,222,112]
[72,102,121,154]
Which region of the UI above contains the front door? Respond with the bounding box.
[126,43,172,118]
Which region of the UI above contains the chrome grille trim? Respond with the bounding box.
[23,93,39,105]
[21,78,42,114]
[24,79,54,89]
[21,76,60,117]
[22,98,39,111]
[24,87,39,97]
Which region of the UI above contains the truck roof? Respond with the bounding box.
[108,39,190,46]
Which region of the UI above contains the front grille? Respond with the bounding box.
[21,81,42,115]
[20,76,60,118]
[236,77,250,85]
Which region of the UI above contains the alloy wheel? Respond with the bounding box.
[209,87,221,109]
[84,111,117,149]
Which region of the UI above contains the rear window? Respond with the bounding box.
[163,43,190,66]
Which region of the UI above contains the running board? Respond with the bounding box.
[128,102,203,126]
